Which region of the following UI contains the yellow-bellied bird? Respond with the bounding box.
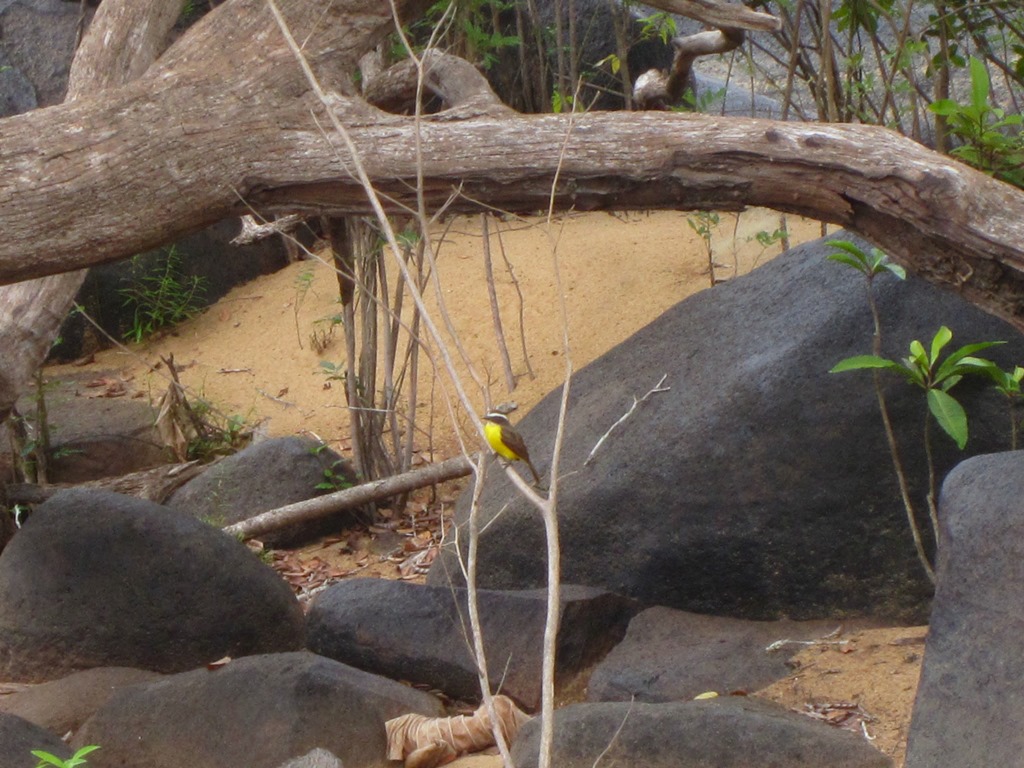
[482,411,541,485]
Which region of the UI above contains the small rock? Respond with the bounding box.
[0,712,71,768]
[168,436,358,547]
[588,606,860,702]
[905,452,1024,767]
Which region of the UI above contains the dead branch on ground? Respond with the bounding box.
[223,454,473,541]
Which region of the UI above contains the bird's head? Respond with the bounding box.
[483,412,511,426]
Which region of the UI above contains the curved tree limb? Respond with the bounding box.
[1,90,1022,330]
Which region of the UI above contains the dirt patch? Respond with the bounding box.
[755,624,926,766]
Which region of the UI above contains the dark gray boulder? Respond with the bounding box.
[0,0,87,114]
[0,667,162,737]
[904,451,1024,768]
[0,49,37,117]
[429,234,1024,621]
[168,436,358,547]
[0,712,71,768]
[510,697,891,767]
[0,489,304,682]
[307,579,637,709]
[74,651,442,768]
[588,606,869,702]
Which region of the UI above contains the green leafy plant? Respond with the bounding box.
[184,401,251,461]
[636,9,678,45]
[827,240,1004,582]
[310,444,356,492]
[120,246,207,343]
[32,745,100,768]
[686,211,721,286]
[550,90,575,114]
[832,326,1002,450]
[930,56,1024,188]
[677,85,728,114]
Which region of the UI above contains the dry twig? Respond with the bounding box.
[584,375,671,466]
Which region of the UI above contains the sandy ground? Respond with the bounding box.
[45,209,921,766]
[58,209,821,455]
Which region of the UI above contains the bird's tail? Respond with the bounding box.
[526,459,542,486]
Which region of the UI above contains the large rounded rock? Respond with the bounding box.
[430,234,1024,621]
[0,667,162,736]
[0,489,304,682]
[905,451,1024,767]
[74,651,442,768]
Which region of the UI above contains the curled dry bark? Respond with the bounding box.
[385,695,532,768]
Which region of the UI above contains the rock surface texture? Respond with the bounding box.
[0,489,305,681]
[904,451,1024,768]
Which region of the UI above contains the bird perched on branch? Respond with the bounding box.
[482,411,541,486]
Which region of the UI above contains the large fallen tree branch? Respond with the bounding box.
[1,0,1024,429]
[3,89,1023,331]
[223,454,473,540]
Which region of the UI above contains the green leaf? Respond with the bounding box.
[66,746,101,767]
[882,262,906,280]
[908,340,928,368]
[934,341,1005,382]
[929,326,953,365]
[928,98,960,116]
[928,388,969,449]
[826,239,864,257]
[940,340,1004,369]
[826,252,866,271]
[30,753,68,768]
[830,355,903,373]
[969,56,990,114]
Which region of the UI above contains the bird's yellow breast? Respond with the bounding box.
[484,420,520,461]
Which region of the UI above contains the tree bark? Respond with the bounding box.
[0,0,185,423]
[3,79,1023,327]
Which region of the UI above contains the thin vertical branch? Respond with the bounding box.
[482,214,516,393]
[610,0,633,110]
[865,280,935,584]
[461,457,516,767]
[819,0,840,122]
[494,224,535,380]
[780,0,806,121]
